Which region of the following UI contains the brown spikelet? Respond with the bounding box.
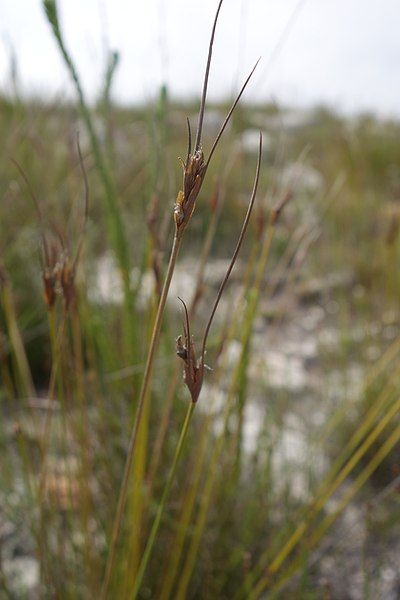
[174,148,207,233]
[13,135,89,312]
[12,159,60,309]
[176,297,204,403]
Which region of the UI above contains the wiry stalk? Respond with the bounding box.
[158,418,210,600]
[201,133,263,360]
[130,402,195,600]
[205,57,260,171]
[101,231,182,598]
[195,0,224,150]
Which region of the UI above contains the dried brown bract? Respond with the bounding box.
[176,297,204,403]
[174,145,207,233]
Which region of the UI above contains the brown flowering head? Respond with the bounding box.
[40,228,76,312]
[183,149,206,202]
[11,159,61,310]
[176,298,204,403]
[13,135,88,312]
[174,145,207,234]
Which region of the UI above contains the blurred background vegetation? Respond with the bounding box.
[1,1,400,598]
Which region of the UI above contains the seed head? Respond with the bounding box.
[176,298,204,403]
[174,148,206,233]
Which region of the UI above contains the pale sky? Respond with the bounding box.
[1,0,399,116]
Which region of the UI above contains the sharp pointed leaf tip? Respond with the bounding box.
[194,0,225,150]
[205,58,261,171]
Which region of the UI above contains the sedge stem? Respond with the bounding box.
[101,231,182,598]
[131,402,195,599]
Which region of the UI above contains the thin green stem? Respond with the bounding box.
[101,231,182,598]
[159,417,209,600]
[131,402,195,599]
